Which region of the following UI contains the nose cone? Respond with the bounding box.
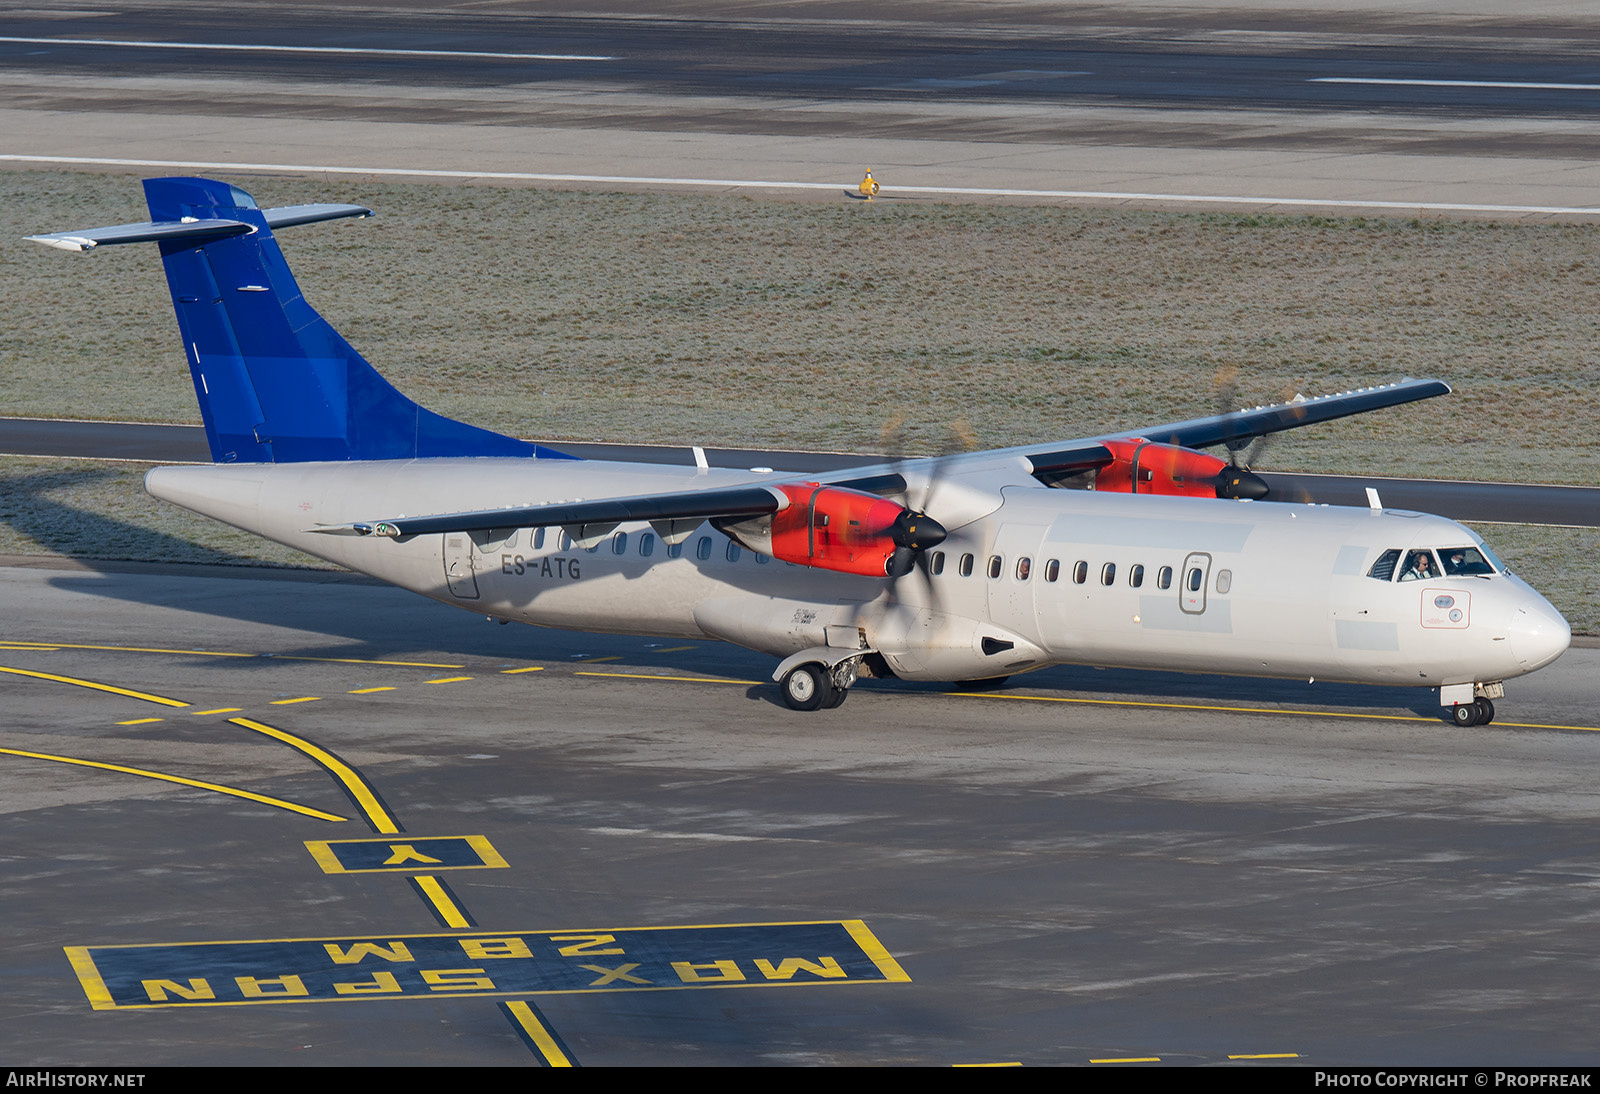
[1509,600,1571,672]
[891,509,947,551]
[1214,468,1270,501]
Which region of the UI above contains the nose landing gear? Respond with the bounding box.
[1441,681,1502,727]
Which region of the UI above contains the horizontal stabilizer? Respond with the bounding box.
[25,203,372,253]
[26,218,255,252]
[260,203,375,230]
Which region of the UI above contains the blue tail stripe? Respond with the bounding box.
[142,176,576,464]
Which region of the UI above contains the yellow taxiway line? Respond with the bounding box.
[228,717,399,834]
[0,745,346,822]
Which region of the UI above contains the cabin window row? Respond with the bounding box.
[927,551,1231,594]
[497,528,777,564]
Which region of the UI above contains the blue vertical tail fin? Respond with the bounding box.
[28,176,574,464]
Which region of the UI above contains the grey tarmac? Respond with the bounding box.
[2,560,1599,1066]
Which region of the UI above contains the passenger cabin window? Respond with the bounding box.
[667,539,683,559]
[959,553,975,577]
[612,531,628,555]
[1157,566,1173,590]
[754,551,769,564]
[1216,569,1232,594]
[559,530,574,551]
[1044,559,1060,582]
[987,556,1003,579]
[533,527,546,550]
[696,537,712,561]
[726,541,742,562]
[639,532,656,557]
[1016,557,1032,581]
[1367,548,1401,582]
[1100,562,1116,586]
[1129,564,1144,588]
[1072,561,1088,585]
[930,551,946,576]
[1187,567,1203,592]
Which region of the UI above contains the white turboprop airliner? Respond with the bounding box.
[27,177,1571,721]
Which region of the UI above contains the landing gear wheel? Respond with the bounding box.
[1451,702,1477,727]
[781,663,834,712]
[823,685,849,709]
[1475,698,1495,726]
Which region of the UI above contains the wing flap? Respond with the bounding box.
[308,484,787,538]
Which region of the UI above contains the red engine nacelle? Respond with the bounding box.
[721,483,944,577]
[1093,438,1266,500]
[770,484,913,576]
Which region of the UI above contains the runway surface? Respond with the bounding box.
[8,4,1600,119]
[3,559,1598,1066]
[4,416,1595,527]
[6,2,1600,215]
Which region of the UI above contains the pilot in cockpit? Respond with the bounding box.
[1399,550,1436,582]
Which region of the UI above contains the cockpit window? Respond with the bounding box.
[1398,549,1439,582]
[1367,548,1401,581]
[1439,546,1496,576]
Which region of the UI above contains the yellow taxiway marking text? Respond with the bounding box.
[412,875,472,928]
[0,664,190,707]
[270,696,322,705]
[952,691,1600,732]
[190,708,242,716]
[229,718,398,834]
[0,745,347,821]
[502,1001,574,1067]
[499,666,545,675]
[348,687,396,694]
[575,671,760,685]
[426,676,473,684]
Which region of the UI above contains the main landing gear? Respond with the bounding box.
[780,659,857,711]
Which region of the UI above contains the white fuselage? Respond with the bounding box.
[145,456,1571,690]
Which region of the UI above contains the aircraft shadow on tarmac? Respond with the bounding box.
[1,466,277,569]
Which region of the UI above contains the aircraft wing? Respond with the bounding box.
[1112,378,1448,452]
[309,472,907,539]
[1020,378,1450,476]
[308,380,1448,538]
